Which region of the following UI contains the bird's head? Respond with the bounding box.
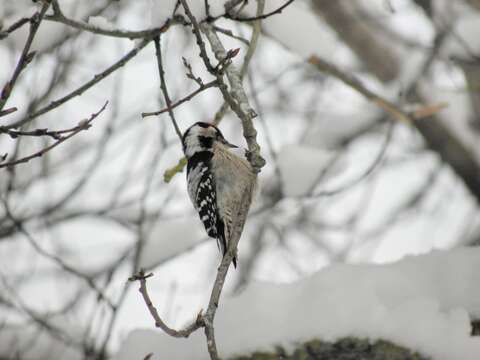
[182,122,237,158]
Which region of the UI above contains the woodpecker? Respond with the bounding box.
[182,122,256,267]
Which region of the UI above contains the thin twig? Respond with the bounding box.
[128,270,203,337]
[311,121,394,197]
[179,0,215,72]
[308,55,449,124]
[308,55,412,124]
[2,197,114,308]
[0,121,103,140]
[0,107,18,118]
[0,101,108,169]
[0,17,31,39]
[5,40,149,130]
[153,36,183,140]
[142,79,219,118]
[224,0,295,22]
[239,0,264,78]
[0,1,51,112]
[212,25,250,45]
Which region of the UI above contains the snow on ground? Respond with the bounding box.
[115,247,480,360]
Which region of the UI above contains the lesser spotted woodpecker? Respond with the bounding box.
[182,122,256,268]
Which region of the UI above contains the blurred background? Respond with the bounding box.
[1,0,480,359]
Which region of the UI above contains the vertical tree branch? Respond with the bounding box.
[0,0,51,113]
[153,36,183,140]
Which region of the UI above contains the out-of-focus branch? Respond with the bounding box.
[307,55,444,124]
[308,53,480,203]
[2,195,114,308]
[412,0,433,17]
[6,39,149,129]
[0,17,31,39]
[465,0,480,11]
[453,57,480,132]
[0,107,18,118]
[311,0,399,82]
[0,101,108,169]
[311,121,394,198]
[0,1,51,113]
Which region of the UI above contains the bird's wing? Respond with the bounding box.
[194,169,228,256]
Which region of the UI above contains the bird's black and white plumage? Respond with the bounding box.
[182,122,256,268]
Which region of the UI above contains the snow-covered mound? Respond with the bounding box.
[115,247,480,360]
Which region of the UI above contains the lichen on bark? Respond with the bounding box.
[229,337,429,360]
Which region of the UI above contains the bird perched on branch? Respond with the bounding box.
[182,122,256,268]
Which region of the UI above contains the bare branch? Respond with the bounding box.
[128,270,203,337]
[179,0,215,73]
[308,55,414,124]
[47,0,184,40]
[5,40,149,129]
[0,101,108,169]
[2,195,114,308]
[152,36,183,140]
[0,1,51,112]
[224,0,295,22]
[0,107,18,118]
[0,17,31,39]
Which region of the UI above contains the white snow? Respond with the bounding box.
[115,247,480,360]
[277,144,343,197]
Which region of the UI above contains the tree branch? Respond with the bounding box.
[0,0,51,113]
[0,101,108,169]
[142,79,220,118]
[128,271,203,337]
[5,40,149,129]
[307,55,444,124]
[224,0,295,22]
[47,0,184,40]
[152,36,183,140]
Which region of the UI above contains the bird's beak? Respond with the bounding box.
[221,138,238,148]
